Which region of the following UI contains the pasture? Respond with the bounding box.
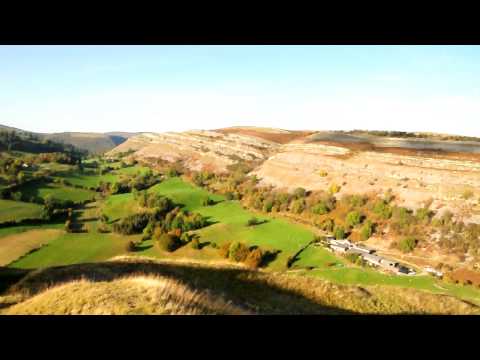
[0,229,63,266]
[0,199,44,223]
[17,181,96,202]
[7,175,480,305]
[10,231,138,269]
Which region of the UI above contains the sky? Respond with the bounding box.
[1,45,480,136]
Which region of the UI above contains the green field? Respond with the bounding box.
[7,175,480,305]
[10,231,137,269]
[57,171,119,188]
[0,199,44,223]
[102,193,139,221]
[150,178,315,270]
[148,177,224,211]
[55,165,151,188]
[18,181,96,202]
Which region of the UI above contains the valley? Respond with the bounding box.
[1,126,480,314]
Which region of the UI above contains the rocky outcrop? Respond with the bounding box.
[108,129,281,172]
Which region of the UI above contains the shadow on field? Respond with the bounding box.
[1,260,357,315]
[133,244,153,251]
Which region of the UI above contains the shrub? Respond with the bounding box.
[311,202,329,215]
[112,212,151,235]
[64,219,72,233]
[100,214,109,223]
[142,221,155,240]
[97,223,111,233]
[290,199,305,214]
[416,207,433,223]
[462,189,474,200]
[293,187,306,199]
[262,199,274,213]
[345,253,361,264]
[125,241,136,252]
[11,191,23,201]
[190,238,200,249]
[341,194,366,208]
[202,197,214,206]
[373,200,392,219]
[247,217,260,226]
[228,241,250,262]
[334,226,346,240]
[219,242,232,258]
[245,248,264,269]
[329,183,341,195]
[318,170,328,177]
[398,236,417,253]
[345,211,362,229]
[155,233,181,252]
[320,218,334,232]
[210,242,218,249]
[360,220,373,240]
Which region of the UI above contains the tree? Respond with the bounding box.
[125,241,136,252]
[155,232,180,252]
[311,202,329,215]
[202,197,214,206]
[11,191,22,202]
[228,241,250,262]
[262,199,274,213]
[293,187,306,199]
[190,238,200,249]
[290,199,305,214]
[245,248,264,269]
[373,200,392,219]
[64,219,72,233]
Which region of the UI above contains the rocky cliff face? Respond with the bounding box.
[109,127,480,223]
[108,129,282,172]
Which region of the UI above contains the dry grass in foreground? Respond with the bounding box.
[1,256,479,315]
[3,275,249,315]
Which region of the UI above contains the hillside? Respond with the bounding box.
[109,126,480,220]
[2,256,478,315]
[108,128,284,172]
[0,124,137,154]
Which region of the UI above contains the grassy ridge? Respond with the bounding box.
[3,257,479,315]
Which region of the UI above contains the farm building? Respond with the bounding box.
[380,259,399,269]
[424,267,443,277]
[330,243,350,253]
[348,244,375,255]
[363,254,383,266]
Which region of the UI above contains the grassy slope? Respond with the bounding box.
[10,232,137,269]
[57,165,150,188]
[0,199,44,223]
[8,175,480,305]
[148,178,314,271]
[0,229,63,266]
[3,257,479,315]
[18,182,96,202]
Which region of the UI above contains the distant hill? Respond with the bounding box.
[0,124,138,154]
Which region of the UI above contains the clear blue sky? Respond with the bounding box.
[1,45,480,136]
